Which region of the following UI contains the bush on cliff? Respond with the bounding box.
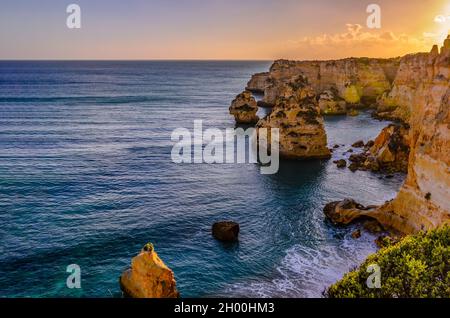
[326,226,450,298]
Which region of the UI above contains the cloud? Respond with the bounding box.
[434,15,450,24]
[280,24,432,60]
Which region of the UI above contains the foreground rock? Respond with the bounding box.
[212,221,240,242]
[229,91,259,124]
[257,76,331,159]
[120,243,179,298]
[324,199,379,225]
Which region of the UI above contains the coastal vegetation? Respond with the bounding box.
[326,226,450,298]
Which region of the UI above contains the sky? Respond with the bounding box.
[1,0,449,60]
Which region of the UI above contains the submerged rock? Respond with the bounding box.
[212,221,240,242]
[120,243,179,298]
[229,91,259,124]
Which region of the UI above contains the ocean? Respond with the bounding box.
[0,61,404,297]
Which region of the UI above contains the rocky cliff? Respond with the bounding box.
[378,40,450,233]
[324,39,450,234]
[261,57,400,108]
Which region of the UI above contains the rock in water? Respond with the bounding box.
[335,159,347,168]
[352,140,365,148]
[120,243,179,298]
[229,91,259,124]
[212,221,240,242]
[351,229,362,239]
[257,76,331,159]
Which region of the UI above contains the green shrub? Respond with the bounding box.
[326,226,450,298]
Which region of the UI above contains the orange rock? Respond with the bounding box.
[120,243,179,298]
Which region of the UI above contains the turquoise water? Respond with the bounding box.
[0,61,404,297]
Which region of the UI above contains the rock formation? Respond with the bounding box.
[246,72,270,93]
[212,221,240,242]
[318,89,347,115]
[256,76,331,159]
[325,39,450,234]
[261,57,399,108]
[229,91,259,124]
[347,124,410,173]
[373,39,450,233]
[120,243,179,298]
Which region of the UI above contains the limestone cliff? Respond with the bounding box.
[262,58,399,108]
[375,39,450,233]
[325,40,450,234]
[257,76,331,159]
[120,243,179,298]
[376,37,450,124]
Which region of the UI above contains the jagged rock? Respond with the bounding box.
[318,90,347,115]
[365,140,375,149]
[352,140,365,148]
[335,159,347,168]
[323,199,377,225]
[229,91,259,124]
[257,78,331,159]
[120,243,180,298]
[346,124,410,173]
[246,72,270,94]
[212,221,240,242]
[363,220,385,233]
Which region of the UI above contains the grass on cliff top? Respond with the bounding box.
[326,226,450,298]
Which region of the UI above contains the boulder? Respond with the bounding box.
[352,140,365,148]
[120,243,179,298]
[229,91,259,124]
[212,221,240,242]
[335,159,347,168]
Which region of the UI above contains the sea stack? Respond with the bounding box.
[229,91,259,125]
[257,76,331,159]
[120,243,179,298]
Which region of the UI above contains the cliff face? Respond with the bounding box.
[323,41,450,234]
[379,41,450,233]
[246,72,270,93]
[262,58,400,107]
[257,76,331,159]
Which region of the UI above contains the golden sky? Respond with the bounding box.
[1,0,449,60]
